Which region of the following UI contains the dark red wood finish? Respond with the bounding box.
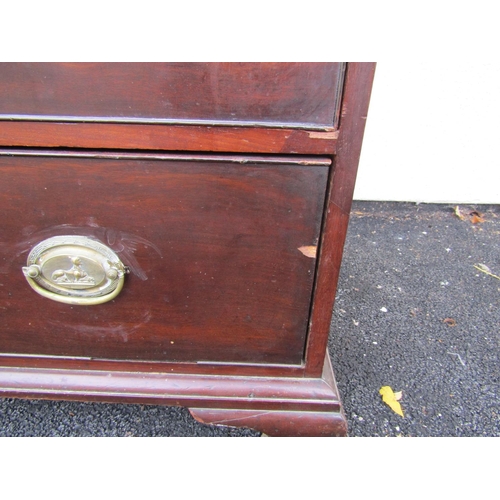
[0,63,344,129]
[0,121,338,155]
[0,353,306,377]
[0,354,345,437]
[0,355,340,412]
[190,408,347,437]
[0,63,375,436]
[305,63,376,376]
[0,152,328,365]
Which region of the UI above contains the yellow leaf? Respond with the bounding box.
[379,386,404,417]
[454,206,465,220]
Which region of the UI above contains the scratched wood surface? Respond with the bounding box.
[0,63,344,129]
[0,153,329,364]
[0,121,339,155]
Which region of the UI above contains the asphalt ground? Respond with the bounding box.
[1,201,498,437]
[329,201,499,437]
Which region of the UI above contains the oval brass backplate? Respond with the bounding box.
[22,235,128,305]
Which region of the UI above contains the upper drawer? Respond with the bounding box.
[0,63,344,130]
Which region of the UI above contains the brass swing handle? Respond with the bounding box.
[22,235,129,306]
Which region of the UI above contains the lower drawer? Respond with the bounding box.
[0,151,330,365]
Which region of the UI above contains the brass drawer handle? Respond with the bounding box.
[22,235,128,305]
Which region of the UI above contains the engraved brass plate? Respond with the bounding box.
[22,235,128,305]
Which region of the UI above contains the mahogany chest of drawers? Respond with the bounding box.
[0,63,375,436]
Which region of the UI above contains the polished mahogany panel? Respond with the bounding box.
[0,121,339,155]
[0,152,329,364]
[0,63,344,129]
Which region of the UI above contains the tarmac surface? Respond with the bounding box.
[1,201,498,437]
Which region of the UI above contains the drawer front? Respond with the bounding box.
[0,63,344,129]
[0,152,329,365]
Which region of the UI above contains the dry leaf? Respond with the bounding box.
[443,318,457,327]
[298,246,317,258]
[470,211,484,224]
[379,386,404,417]
[454,206,465,220]
[474,263,500,280]
[476,263,492,273]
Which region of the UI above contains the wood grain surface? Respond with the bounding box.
[305,63,377,375]
[0,63,344,129]
[0,121,339,155]
[0,152,329,365]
